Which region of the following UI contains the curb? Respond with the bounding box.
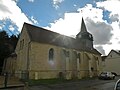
[0,85,24,89]
[0,84,25,89]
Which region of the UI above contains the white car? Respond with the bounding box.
[98,72,115,80]
[114,79,120,90]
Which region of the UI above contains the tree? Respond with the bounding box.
[9,35,18,52]
[0,31,19,73]
[0,31,10,72]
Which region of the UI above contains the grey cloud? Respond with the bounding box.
[107,42,112,45]
[110,14,119,22]
[95,46,106,55]
[118,22,120,29]
[118,41,120,44]
[86,18,113,45]
[0,4,11,13]
[12,0,19,3]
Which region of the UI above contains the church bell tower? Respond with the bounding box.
[76,18,93,49]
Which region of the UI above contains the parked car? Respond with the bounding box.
[112,72,117,76]
[114,79,120,90]
[98,72,115,80]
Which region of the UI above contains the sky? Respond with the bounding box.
[0,0,120,55]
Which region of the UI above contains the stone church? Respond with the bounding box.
[15,18,102,79]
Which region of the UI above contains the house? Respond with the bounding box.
[101,56,107,69]
[15,18,102,80]
[103,50,120,75]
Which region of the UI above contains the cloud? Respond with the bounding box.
[95,45,105,55]
[100,20,120,55]
[74,4,77,7]
[0,4,11,13]
[28,0,34,3]
[46,3,120,55]
[12,0,19,2]
[46,13,82,37]
[0,20,5,30]
[77,4,104,22]
[0,25,3,30]
[0,0,32,32]
[49,1,120,55]
[52,0,64,9]
[30,16,38,24]
[95,0,120,55]
[96,1,120,23]
[0,0,119,55]
[110,14,119,22]
[47,4,113,45]
[53,0,64,5]
[9,25,15,31]
[110,21,120,44]
[86,18,113,45]
[97,1,120,15]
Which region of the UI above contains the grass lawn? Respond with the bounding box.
[24,77,96,86]
[28,78,73,86]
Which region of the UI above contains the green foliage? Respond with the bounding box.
[9,35,18,52]
[0,31,10,68]
[24,77,97,86]
[0,31,18,73]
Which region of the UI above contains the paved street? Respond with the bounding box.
[1,76,119,90]
[83,82,115,90]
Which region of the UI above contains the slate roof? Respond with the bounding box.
[108,49,120,56]
[113,50,120,55]
[22,22,101,55]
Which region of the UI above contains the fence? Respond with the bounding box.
[0,72,24,88]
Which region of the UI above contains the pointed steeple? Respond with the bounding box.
[76,17,88,38]
[76,17,93,41]
[76,17,93,49]
[80,17,87,33]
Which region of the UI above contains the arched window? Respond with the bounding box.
[49,48,54,61]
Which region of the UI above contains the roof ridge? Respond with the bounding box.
[24,22,76,40]
[21,22,100,55]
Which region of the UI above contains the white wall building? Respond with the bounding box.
[104,50,120,75]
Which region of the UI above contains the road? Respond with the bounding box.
[83,82,115,90]
[1,77,119,90]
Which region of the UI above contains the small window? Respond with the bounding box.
[49,48,54,61]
